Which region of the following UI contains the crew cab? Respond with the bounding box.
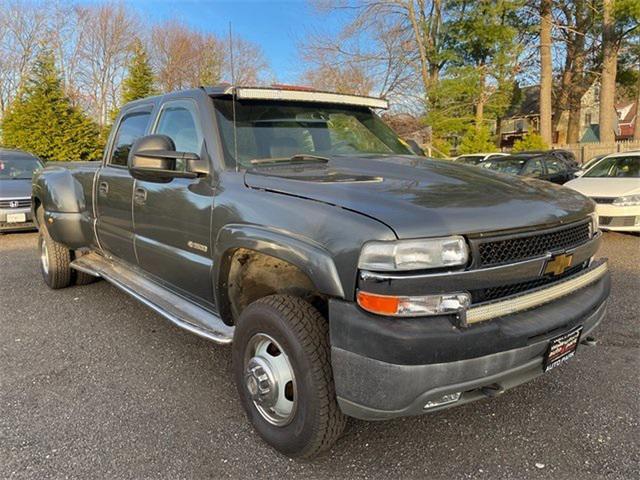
[32,86,610,458]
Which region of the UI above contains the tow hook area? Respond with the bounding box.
[581,336,598,347]
[480,383,505,398]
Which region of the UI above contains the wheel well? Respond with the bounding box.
[219,248,325,324]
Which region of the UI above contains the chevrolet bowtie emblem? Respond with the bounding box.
[544,253,574,276]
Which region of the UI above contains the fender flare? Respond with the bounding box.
[32,166,88,216]
[214,224,346,307]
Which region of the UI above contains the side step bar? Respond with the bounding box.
[71,252,234,344]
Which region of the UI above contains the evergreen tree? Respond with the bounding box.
[121,38,156,105]
[1,52,102,161]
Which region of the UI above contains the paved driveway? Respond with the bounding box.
[0,231,638,479]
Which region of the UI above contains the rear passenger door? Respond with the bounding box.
[132,99,216,307]
[96,107,152,264]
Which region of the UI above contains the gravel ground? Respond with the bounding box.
[0,231,638,479]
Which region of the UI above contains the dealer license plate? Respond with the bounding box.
[6,213,26,223]
[544,327,582,372]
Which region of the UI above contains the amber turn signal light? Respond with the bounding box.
[356,291,400,315]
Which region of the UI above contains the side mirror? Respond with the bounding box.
[129,134,208,180]
[574,170,584,177]
[404,139,425,156]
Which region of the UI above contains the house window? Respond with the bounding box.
[585,113,592,125]
[516,119,524,131]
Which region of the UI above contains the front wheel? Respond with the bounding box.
[232,295,346,458]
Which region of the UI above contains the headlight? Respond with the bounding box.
[358,236,469,271]
[613,194,640,207]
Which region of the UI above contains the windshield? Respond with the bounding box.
[583,156,640,178]
[0,157,43,180]
[456,155,483,165]
[213,99,411,168]
[480,157,526,175]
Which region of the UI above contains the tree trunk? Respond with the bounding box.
[599,0,618,143]
[475,66,486,130]
[539,0,553,145]
[634,71,640,141]
[566,37,587,144]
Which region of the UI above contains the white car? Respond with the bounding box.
[565,151,640,232]
[454,152,508,166]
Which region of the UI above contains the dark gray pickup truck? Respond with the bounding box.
[32,86,610,458]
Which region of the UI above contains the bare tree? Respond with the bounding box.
[74,2,139,126]
[151,21,225,92]
[539,0,553,145]
[301,2,421,108]
[226,37,269,85]
[0,1,47,116]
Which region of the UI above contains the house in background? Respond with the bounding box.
[615,100,638,141]
[499,82,628,147]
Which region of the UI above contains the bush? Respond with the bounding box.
[512,133,548,152]
[458,126,497,154]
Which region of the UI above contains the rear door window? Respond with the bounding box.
[522,158,544,177]
[153,100,203,171]
[545,157,566,175]
[109,111,151,167]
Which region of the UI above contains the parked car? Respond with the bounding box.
[32,86,609,458]
[0,148,44,233]
[575,153,608,176]
[565,151,640,232]
[454,152,508,165]
[480,151,578,184]
[518,149,579,169]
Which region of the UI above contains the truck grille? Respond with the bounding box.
[0,198,31,209]
[470,263,586,303]
[476,221,591,267]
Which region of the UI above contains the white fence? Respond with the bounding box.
[552,140,640,164]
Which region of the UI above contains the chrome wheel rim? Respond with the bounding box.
[40,237,49,275]
[244,333,297,426]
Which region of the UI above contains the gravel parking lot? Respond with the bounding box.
[0,231,638,479]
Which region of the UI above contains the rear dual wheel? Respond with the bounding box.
[37,208,97,289]
[232,294,346,458]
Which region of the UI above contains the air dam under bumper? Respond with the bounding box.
[329,266,610,420]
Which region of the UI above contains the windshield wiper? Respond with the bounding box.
[250,154,330,166]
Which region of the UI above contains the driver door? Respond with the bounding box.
[132,99,216,307]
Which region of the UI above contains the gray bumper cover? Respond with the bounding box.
[333,300,606,420]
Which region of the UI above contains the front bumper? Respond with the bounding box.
[329,263,610,420]
[0,206,35,232]
[596,204,640,232]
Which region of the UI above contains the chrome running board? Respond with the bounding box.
[71,252,234,344]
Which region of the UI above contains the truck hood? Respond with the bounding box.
[0,178,32,199]
[245,155,594,238]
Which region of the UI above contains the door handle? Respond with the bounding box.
[98,181,109,196]
[134,187,147,205]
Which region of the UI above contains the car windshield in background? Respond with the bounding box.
[456,155,483,165]
[583,156,640,178]
[213,99,412,168]
[0,157,43,180]
[480,157,526,175]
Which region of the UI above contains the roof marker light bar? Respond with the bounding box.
[234,87,389,109]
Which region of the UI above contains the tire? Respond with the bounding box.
[38,224,72,290]
[232,294,346,458]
